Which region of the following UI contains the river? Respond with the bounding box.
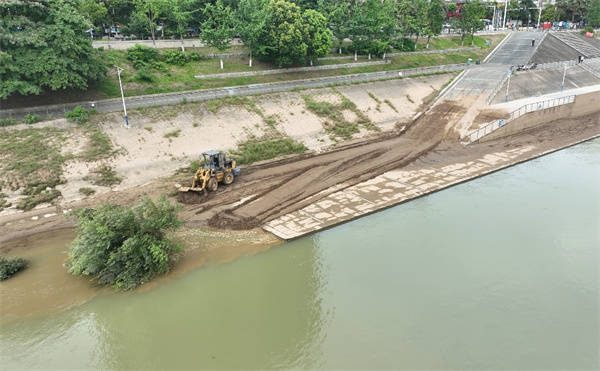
[1,139,599,369]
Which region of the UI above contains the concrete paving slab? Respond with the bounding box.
[263,144,549,239]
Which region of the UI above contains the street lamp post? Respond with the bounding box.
[503,0,508,29]
[115,66,130,127]
[505,67,512,102]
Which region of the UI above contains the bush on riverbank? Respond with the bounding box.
[66,197,182,290]
[0,257,28,280]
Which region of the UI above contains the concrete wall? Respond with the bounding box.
[0,64,465,121]
[481,91,600,142]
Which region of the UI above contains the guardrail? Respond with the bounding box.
[465,94,576,144]
[486,69,511,104]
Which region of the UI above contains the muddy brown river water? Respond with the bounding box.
[1,139,598,369]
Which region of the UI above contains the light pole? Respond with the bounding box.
[115,65,130,127]
[505,67,512,102]
[561,64,568,91]
[536,0,543,30]
[503,0,508,29]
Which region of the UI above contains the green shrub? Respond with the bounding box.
[79,187,96,196]
[65,106,95,124]
[17,188,62,211]
[135,68,155,83]
[0,118,18,127]
[231,138,307,165]
[188,52,201,61]
[163,50,188,65]
[0,192,11,211]
[23,114,41,125]
[390,38,416,52]
[583,26,594,34]
[126,44,159,69]
[85,164,122,186]
[0,257,27,280]
[66,197,183,290]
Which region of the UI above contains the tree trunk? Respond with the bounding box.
[461,34,465,46]
[426,35,431,49]
[180,33,185,52]
[249,50,253,67]
[368,53,371,60]
[310,59,313,66]
[339,47,342,54]
[414,34,419,50]
[220,58,224,69]
[149,15,156,46]
[382,52,386,59]
[354,50,357,61]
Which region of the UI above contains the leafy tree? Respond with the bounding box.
[395,0,417,51]
[350,0,395,59]
[303,9,332,65]
[134,0,170,45]
[201,0,236,69]
[0,0,107,99]
[317,0,356,54]
[589,0,600,27]
[235,0,267,66]
[66,197,182,290]
[78,0,108,30]
[541,4,559,23]
[425,0,446,49]
[256,0,308,67]
[170,0,197,51]
[457,0,485,46]
[411,0,430,50]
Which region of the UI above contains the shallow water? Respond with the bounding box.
[1,139,599,369]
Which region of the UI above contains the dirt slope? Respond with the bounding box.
[178,100,469,229]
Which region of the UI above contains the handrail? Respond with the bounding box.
[464,94,576,144]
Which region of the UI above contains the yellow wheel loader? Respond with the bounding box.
[177,151,241,204]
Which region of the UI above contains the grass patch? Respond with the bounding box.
[231,137,307,165]
[368,91,382,111]
[384,99,398,112]
[24,114,41,125]
[0,192,11,211]
[406,94,414,104]
[302,89,375,140]
[0,257,28,280]
[85,164,122,186]
[79,187,96,196]
[0,128,66,208]
[79,124,117,161]
[163,128,181,138]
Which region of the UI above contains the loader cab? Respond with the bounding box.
[202,151,225,170]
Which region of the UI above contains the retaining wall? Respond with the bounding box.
[0,64,465,121]
[480,91,600,142]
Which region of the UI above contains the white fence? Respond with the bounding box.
[465,94,576,144]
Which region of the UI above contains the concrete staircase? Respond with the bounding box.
[581,58,600,79]
[552,32,600,58]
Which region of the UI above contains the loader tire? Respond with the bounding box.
[207,177,218,192]
[224,172,234,185]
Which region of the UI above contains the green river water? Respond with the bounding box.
[1,139,599,369]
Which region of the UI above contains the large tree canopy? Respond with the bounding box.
[0,0,107,99]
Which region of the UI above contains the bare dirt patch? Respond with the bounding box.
[471,108,509,129]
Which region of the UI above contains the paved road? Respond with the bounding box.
[442,32,545,100]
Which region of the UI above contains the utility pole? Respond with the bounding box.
[537,0,543,30]
[561,64,567,91]
[503,0,508,29]
[505,68,512,102]
[115,66,130,128]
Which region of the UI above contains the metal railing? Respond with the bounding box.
[465,94,576,144]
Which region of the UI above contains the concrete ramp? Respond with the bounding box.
[552,32,600,58]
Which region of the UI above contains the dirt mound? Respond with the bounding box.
[195,101,468,229]
[471,109,508,129]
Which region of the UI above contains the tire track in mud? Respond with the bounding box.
[180,100,468,230]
